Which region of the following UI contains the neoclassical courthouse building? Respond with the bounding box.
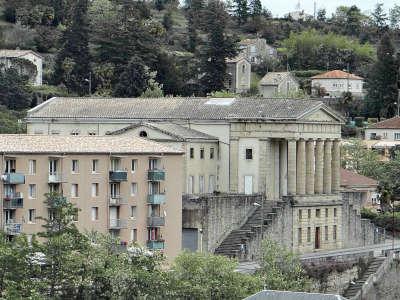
[24,97,345,254]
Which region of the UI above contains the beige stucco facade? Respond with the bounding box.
[1,145,183,260]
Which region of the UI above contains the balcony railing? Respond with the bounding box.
[109,171,128,182]
[3,193,23,209]
[109,196,128,206]
[148,169,165,181]
[147,216,165,227]
[147,240,165,250]
[2,173,25,184]
[4,222,22,235]
[48,172,65,183]
[109,219,128,229]
[147,194,166,205]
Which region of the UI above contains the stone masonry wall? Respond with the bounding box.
[182,194,263,252]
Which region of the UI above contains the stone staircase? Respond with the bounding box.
[343,256,385,299]
[214,200,282,259]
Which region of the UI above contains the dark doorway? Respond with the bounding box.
[315,227,320,249]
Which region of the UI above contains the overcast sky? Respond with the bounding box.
[265,0,398,18]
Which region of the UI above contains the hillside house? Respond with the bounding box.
[258,72,299,97]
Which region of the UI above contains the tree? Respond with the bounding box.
[0,67,32,110]
[185,0,204,52]
[365,33,399,118]
[199,0,237,94]
[345,6,362,36]
[389,4,400,29]
[234,0,248,25]
[257,239,311,291]
[53,0,91,95]
[371,3,388,32]
[170,252,261,299]
[163,10,173,31]
[316,9,326,22]
[249,0,262,18]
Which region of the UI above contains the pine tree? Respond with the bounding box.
[186,0,204,52]
[234,0,248,25]
[53,0,91,95]
[249,0,262,18]
[199,0,237,94]
[365,33,399,118]
[371,3,388,32]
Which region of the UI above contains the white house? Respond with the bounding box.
[0,49,43,86]
[311,70,364,98]
[225,56,251,93]
[238,38,277,65]
[258,72,299,98]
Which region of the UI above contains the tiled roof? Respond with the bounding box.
[368,116,400,129]
[340,169,378,188]
[226,54,248,63]
[0,49,43,59]
[259,72,295,86]
[27,97,338,121]
[311,70,363,80]
[107,122,218,141]
[245,290,346,300]
[0,135,183,155]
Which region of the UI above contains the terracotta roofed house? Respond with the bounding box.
[311,70,364,98]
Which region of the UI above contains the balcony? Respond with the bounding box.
[147,194,166,205]
[48,172,65,183]
[148,169,165,181]
[4,222,22,235]
[147,240,165,250]
[109,219,128,229]
[147,216,165,227]
[2,173,25,184]
[109,196,128,206]
[3,193,23,209]
[109,171,128,182]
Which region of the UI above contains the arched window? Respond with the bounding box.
[242,64,246,73]
[139,131,148,137]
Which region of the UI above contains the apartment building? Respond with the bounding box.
[0,135,183,259]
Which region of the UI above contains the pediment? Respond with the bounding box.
[300,106,345,123]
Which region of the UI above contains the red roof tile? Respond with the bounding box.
[311,70,363,80]
[340,169,378,188]
[368,116,400,129]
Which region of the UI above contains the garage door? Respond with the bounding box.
[182,228,198,252]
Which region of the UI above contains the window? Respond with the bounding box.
[190,147,194,159]
[71,184,79,198]
[316,209,321,218]
[110,183,120,198]
[131,159,137,172]
[28,160,36,175]
[188,176,194,194]
[29,184,36,199]
[245,148,253,160]
[131,182,138,196]
[72,211,78,221]
[71,160,79,173]
[333,225,337,240]
[139,131,148,137]
[111,158,121,171]
[298,228,302,245]
[199,175,205,193]
[208,175,215,193]
[307,227,311,243]
[92,159,99,173]
[70,129,79,135]
[200,148,204,159]
[91,183,99,197]
[149,158,159,170]
[131,229,138,242]
[49,159,58,175]
[91,207,99,221]
[88,131,96,136]
[28,209,36,223]
[242,64,246,73]
[130,206,137,219]
[5,159,16,173]
[210,148,214,159]
[298,209,302,221]
[370,133,377,139]
[325,208,329,218]
[334,208,337,218]
[308,209,311,219]
[325,226,329,241]
[395,133,400,140]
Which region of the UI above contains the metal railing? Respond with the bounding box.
[109,196,128,206]
[109,219,128,229]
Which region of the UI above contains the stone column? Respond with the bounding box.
[229,138,239,193]
[306,139,315,195]
[323,139,332,194]
[279,140,288,197]
[265,139,274,199]
[314,139,324,194]
[287,139,297,195]
[296,139,306,195]
[259,138,274,199]
[258,139,267,194]
[332,139,341,194]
